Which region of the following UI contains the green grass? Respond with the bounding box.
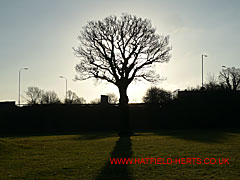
[0,130,239,180]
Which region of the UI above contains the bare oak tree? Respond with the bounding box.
[74,13,171,105]
[74,14,171,135]
[219,67,240,91]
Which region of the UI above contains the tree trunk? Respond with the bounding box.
[118,83,131,136]
[119,84,129,105]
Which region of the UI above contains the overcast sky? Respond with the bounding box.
[1,0,240,103]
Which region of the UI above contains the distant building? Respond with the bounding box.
[101,95,109,104]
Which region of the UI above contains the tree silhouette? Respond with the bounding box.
[203,73,223,91]
[219,67,240,91]
[25,86,43,105]
[107,93,118,104]
[41,91,61,104]
[74,13,171,135]
[143,87,172,104]
[89,98,101,104]
[65,90,86,104]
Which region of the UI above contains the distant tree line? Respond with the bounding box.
[24,86,176,105]
[187,66,240,91]
[24,66,239,105]
[25,87,86,105]
[25,86,119,105]
[141,67,240,104]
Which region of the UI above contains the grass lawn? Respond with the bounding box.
[0,129,239,180]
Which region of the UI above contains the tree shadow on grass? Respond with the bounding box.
[95,136,133,180]
[153,129,239,143]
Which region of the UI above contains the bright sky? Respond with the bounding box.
[1,0,240,103]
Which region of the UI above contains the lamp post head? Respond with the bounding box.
[20,67,28,71]
[222,66,226,68]
[59,76,67,80]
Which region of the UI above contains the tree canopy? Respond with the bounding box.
[219,67,240,91]
[25,86,43,105]
[143,87,172,104]
[41,91,61,104]
[74,13,171,105]
[65,90,86,104]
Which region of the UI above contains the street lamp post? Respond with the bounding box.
[201,54,207,88]
[59,76,67,100]
[18,67,28,106]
